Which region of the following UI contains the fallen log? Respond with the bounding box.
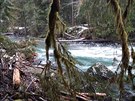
[59,38,85,42]
[59,39,116,44]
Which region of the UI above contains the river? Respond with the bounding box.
[35,39,125,71]
[8,36,133,71]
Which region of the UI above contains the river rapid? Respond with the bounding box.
[36,39,128,71]
[8,36,134,71]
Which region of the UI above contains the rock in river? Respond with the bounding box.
[86,62,115,80]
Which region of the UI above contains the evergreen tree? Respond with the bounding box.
[0,0,16,32]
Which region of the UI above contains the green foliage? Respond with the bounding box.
[0,0,60,36]
[76,0,135,39]
[77,0,115,38]
[1,0,135,39]
[127,1,135,33]
[60,0,73,25]
[39,67,62,100]
[0,0,15,20]
[13,0,50,36]
[0,35,36,61]
[0,0,17,32]
[0,35,18,55]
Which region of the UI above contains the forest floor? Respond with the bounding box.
[0,61,110,101]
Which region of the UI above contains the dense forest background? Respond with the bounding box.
[0,0,135,40]
[0,0,135,100]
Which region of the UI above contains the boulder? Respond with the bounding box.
[86,62,115,80]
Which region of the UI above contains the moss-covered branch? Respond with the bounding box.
[44,0,82,100]
[108,0,133,97]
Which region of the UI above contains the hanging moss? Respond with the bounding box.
[131,46,135,64]
[44,0,83,100]
[108,0,133,97]
[122,0,133,21]
[45,0,59,61]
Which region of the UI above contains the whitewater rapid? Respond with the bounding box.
[7,35,133,71]
[36,43,131,71]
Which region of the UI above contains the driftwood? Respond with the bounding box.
[13,52,22,88]
[13,67,21,88]
[64,32,77,39]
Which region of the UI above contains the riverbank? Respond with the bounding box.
[1,57,135,101]
[0,48,114,100]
